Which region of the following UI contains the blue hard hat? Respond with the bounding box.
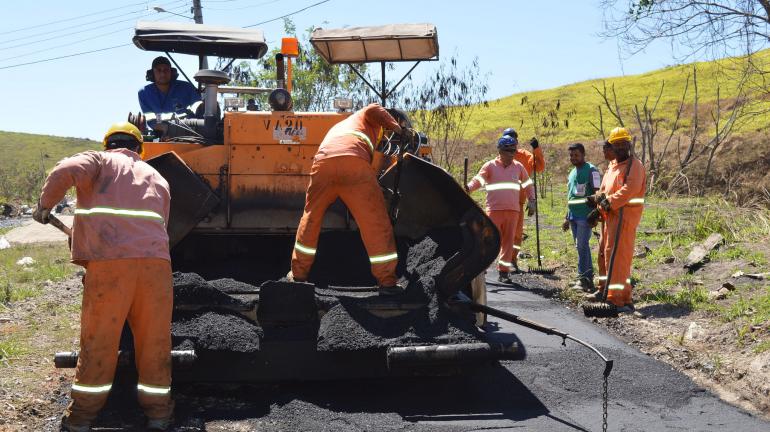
[497,134,518,149]
[502,127,518,139]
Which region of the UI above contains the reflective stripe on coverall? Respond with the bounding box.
[292,104,401,286]
[67,258,173,425]
[292,156,399,286]
[467,157,534,272]
[513,147,545,259]
[599,157,646,307]
[38,149,173,427]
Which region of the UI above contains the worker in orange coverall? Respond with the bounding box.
[290,103,406,296]
[33,122,174,432]
[586,127,646,313]
[501,127,545,265]
[467,135,536,283]
[592,140,617,293]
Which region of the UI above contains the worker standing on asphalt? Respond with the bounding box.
[33,122,174,432]
[586,127,646,313]
[290,103,406,296]
[467,135,536,283]
[502,128,545,266]
[561,143,602,292]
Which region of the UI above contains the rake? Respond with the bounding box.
[528,168,556,275]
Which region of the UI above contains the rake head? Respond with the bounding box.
[582,301,619,318]
[528,265,556,275]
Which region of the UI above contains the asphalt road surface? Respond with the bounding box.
[46,272,768,432]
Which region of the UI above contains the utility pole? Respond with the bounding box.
[192,0,208,69]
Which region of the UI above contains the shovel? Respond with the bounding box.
[48,214,72,238]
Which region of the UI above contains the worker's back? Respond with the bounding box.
[40,149,171,266]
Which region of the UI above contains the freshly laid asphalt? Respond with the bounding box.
[52,270,768,432]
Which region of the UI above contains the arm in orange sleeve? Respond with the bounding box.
[364,103,401,132]
[520,168,536,201]
[467,162,490,192]
[532,147,545,173]
[39,152,101,209]
[607,158,645,210]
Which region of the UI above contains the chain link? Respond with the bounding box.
[602,374,609,432]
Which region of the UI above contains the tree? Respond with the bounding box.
[217,18,372,111]
[397,54,489,169]
[602,1,770,60]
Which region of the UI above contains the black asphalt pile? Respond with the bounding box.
[173,272,255,309]
[317,230,483,351]
[209,277,258,294]
[172,311,262,353]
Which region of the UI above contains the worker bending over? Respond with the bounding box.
[290,103,405,295]
[34,122,174,431]
[467,135,535,283]
[586,127,646,313]
[502,127,545,266]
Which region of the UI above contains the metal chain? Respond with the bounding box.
[602,374,609,432]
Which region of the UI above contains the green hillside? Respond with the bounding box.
[467,49,770,144]
[0,131,99,202]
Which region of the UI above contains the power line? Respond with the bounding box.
[0,1,187,47]
[244,0,332,27]
[0,44,132,70]
[0,1,148,36]
[0,0,334,71]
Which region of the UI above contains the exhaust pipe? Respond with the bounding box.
[275,53,286,89]
[54,350,197,369]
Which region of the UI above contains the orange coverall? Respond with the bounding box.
[467,157,535,272]
[39,149,173,428]
[292,104,401,286]
[598,157,646,306]
[513,147,545,262]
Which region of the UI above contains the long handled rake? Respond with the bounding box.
[528,166,556,274]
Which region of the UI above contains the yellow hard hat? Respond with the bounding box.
[103,122,143,149]
[607,127,632,145]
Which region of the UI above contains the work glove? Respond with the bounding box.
[527,200,536,217]
[599,198,611,212]
[32,205,51,225]
[561,219,570,232]
[529,137,539,149]
[585,193,606,209]
[587,209,603,228]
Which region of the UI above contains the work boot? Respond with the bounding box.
[60,416,90,432]
[378,283,405,296]
[583,290,603,301]
[616,304,635,314]
[285,270,306,283]
[497,271,513,284]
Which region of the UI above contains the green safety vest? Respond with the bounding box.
[566,163,601,218]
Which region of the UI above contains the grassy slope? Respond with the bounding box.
[465,49,770,144]
[0,131,100,173]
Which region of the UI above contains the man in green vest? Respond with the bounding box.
[561,143,602,292]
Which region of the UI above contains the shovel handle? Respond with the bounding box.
[48,214,72,238]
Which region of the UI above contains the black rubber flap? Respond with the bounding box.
[379,154,499,298]
[146,152,220,248]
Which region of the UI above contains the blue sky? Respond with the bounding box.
[0,0,680,140]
